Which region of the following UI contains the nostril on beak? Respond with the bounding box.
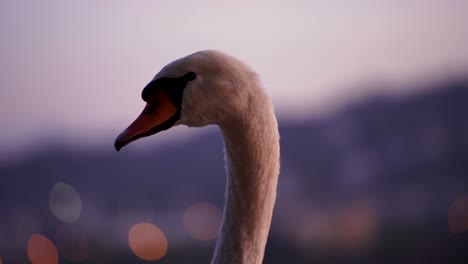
[145,104,156,115]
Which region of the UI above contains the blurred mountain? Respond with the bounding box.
[1,78,468,263]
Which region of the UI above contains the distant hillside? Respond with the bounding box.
[1,78,468,263]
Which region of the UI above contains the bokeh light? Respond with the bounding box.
[0,256,3,264]
[56,224,89,262]
[448,195,468,235]
[49,182,82,223]
[335,202,377,250]
[27,234,58,264]
[282,201,377,251]
[128,223,168,261]
[116,190,156,241]
[183,202,222,241]
[290,209,334,247]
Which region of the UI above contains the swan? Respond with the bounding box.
[114,50,280,264]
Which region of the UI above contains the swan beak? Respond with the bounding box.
[114,89,180,151]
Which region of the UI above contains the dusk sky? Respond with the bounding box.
[1,0,468,155]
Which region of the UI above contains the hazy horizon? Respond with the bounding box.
[1,0,468,156]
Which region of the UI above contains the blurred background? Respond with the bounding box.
[1,0,468,263]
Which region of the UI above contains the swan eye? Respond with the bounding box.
[185,72,197,81]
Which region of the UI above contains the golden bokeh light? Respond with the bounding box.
[27,234,58,264]
[49,182,82,223]
[448,195,468,235]
[335,203,377,250]
[128,223,168,261]
[293,210,333,246]
[183,202,222,241]
[56,224,89,262]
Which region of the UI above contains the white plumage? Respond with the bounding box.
[116,50,280,264]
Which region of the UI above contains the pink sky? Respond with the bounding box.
[1,0,468,154]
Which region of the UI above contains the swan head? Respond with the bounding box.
[114,50,260,151]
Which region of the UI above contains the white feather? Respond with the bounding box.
[155,50,280,264]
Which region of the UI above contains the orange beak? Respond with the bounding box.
[114,89,179,151]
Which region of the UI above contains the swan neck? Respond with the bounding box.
[211,106,280,264]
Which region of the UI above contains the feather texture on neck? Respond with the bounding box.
[211,83,280,264]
